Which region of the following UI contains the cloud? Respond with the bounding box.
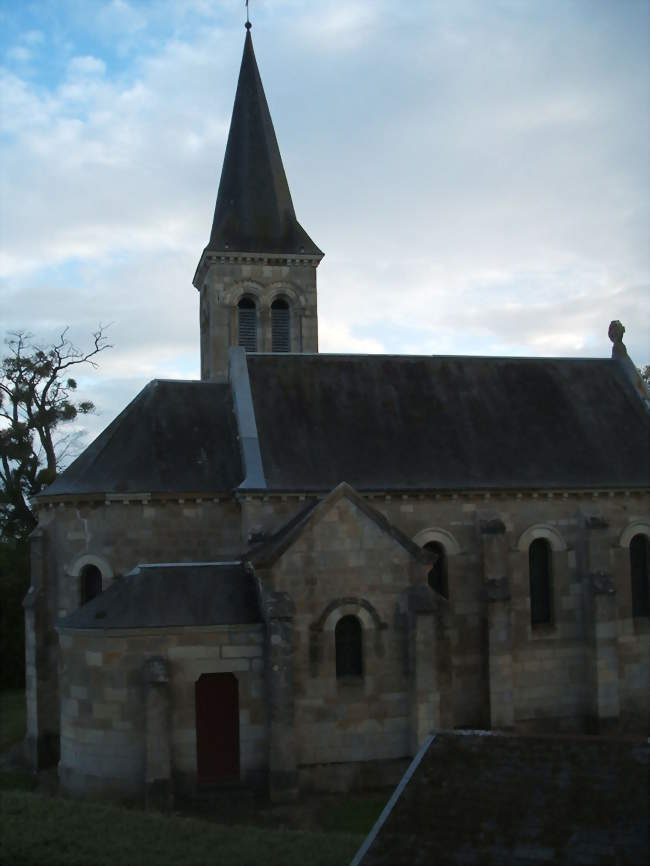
[6,45,32,64]
[96,0,147,45]
[0,0,648,455]
[67,55,107,77]
[295,1,380,50]
[23,30,44,46]
[319,321,385,355]
[3,27,44,66]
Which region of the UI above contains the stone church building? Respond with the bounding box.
[25,25,649,803]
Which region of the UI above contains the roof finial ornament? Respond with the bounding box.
[245,0,251,30]
[608,320,628,359]
[608,320,650,407]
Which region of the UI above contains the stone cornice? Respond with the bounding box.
[35,492,235,508]
[56,621,264,638]
[235,487,650,502]
[34,485,650,509]
[193,248,323,288]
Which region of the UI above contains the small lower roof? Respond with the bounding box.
[59,563,261,630]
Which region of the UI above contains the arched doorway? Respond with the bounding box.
[195,672,240,784]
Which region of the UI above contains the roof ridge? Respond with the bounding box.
[149,377,220,385]
[246,353,613,363]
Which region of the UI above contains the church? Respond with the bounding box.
[24,23,649,804]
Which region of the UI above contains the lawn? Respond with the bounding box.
[0,689,26,751]
[0,688,383,864]
[0,789,365,866]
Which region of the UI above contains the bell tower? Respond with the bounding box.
[193,23,323,381]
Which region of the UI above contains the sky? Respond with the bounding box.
[1,0,649,450]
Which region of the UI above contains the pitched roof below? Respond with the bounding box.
[353,732,648,865]
[59,563,261,630]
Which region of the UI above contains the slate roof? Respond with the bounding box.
[42,354,649,500]
[59,563,261,630]
[42,379,242,497]
[202,29,322,258]
[247,354,650,491]
[352,732,648,866]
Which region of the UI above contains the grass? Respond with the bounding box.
[0,689,26,751]
[0,688,383,864]
[319,793,386,835]
[0,789,365,866]
[0,769,36,792]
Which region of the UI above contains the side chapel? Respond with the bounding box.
[25,23,649,803]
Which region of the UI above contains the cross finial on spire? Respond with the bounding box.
[245,0,251,30]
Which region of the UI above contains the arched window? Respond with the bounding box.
[424,541,448,599]
[335,615,363,678]
[80,564,102,605]
[529,538,552,625]
[271,298,290,353]
[630,533,649,617]
[238,297,257,352]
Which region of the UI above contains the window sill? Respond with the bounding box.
[336,676,364,688]
[529,622,557,639]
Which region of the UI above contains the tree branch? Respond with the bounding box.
[1,326,111,539]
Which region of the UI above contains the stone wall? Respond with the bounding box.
[357,731,648,866]
[58,624,266,798]
[249,489,650,737]
[27,485,648,783]
[380,491,649,734]
[26,497,243,766]
[263,494,448,791]
[40,499,242,620]
[24,528,61,766]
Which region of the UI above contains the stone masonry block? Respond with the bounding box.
[168,646,218,661]
[221,645,263,659]
[185,659,250,676]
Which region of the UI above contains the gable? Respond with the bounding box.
[301,496,416,564]
[248,482,429,570]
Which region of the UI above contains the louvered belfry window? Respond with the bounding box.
[238,297,257,352]
[271,298,290,353]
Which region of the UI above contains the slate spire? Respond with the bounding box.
[205,27,322,258]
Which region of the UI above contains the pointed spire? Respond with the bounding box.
[205,28,322,258]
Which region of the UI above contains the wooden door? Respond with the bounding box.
[195,672,240,783]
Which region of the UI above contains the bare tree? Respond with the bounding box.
[0,327,111,539]
[640,365,650,389]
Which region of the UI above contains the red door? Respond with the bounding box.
[195,672,240,783]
